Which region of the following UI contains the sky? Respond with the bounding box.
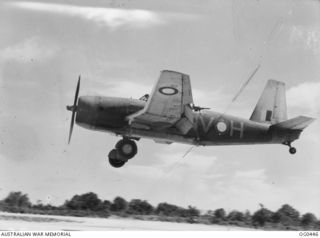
[0,0,320,216]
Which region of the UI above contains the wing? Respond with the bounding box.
[127,70,193,130]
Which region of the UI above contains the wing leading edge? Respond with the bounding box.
[127,70,193,130]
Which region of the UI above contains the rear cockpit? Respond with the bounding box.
[139,94,149,102]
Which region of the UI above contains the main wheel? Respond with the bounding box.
[108,157,125,168]
[289,147,296,154]
[108,149,126,168]
[116,139,137,159]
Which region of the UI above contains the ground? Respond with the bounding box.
[0,212,256,231]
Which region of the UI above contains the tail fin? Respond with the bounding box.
[270,116,315,130]
[250,79,287,124]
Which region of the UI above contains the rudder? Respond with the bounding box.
[250,79,287,124]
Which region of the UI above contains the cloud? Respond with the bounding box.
[234,169,266,180]
[83,76,230,112]
[193,87,230,109]
[0,37,58,63]
[87,80,152,99]
[169,153,218,172]
[156,152,218,189]
[9,2,165,29]
[125,153,293,213]
[201,168,291,212]
[286,81,320,146]
[114,164,166,180]
[112,151,218,186]
[289,26,320,55]
[0,118,43,162]
[287,81,320,116]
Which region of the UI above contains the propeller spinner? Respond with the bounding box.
[67,76,81,144]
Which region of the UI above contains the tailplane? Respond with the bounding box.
[270,116,315,154]
[250,79,287,124]
[270,116,315,131]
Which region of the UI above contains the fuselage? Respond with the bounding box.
[75,96,297,146]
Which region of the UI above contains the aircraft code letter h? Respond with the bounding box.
[230,121,244,138]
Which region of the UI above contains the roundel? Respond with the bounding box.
[216,121,228,134]
[158,87,178,95]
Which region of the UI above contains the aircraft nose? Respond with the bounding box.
[75,96,98,126]
[78,96,97,111]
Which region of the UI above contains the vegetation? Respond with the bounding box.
[0,191,319,230]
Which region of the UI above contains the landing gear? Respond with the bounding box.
[283,141,297,155]
[115,139,137,159]
[289,147,296,154]
[108,138,138,168]
[108,149,126,168]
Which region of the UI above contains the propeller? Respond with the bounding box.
[66,76,81,144]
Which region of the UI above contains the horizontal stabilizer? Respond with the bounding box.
[271,116,315,130]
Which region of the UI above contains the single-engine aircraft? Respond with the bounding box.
[67,70,315,168]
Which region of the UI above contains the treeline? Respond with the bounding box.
[0,191,319,230]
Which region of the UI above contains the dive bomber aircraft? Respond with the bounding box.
[67,70,315,168]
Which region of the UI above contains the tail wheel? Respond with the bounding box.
[284,141,297,155]
[289,147,296,154]
[116,139,137,159]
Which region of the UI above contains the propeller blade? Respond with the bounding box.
[68,76,81,144]
[68,113,75,144]
[74,76,80,108]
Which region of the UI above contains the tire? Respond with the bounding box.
[108,149,126,168]
[289,147,296,154]
[108,158,125,168]
[115,139,137,159]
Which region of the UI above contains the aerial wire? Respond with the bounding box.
[182,1,290,158]
[182,145,195,158]
[220,63,261,117]
[143,1,294,197]
[182,63,261,159]
[141,153,189,200]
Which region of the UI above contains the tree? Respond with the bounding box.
[272,204,300,226]
[209,208,227,224]
[252,208,273,227]
[317,220,320,230]
[205,210,215,216]
[2,191,31,208]
[155,202,180,216]
[301,213,318,227]
[227,210,245,222]
[214,208,226,220]
[155,203,199,218]
[102,200,112,211]
[186,206,200,217]
[64,192,102,211]
[128,199,154,215]
[111,196,128,212]
[244,210,252,223]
